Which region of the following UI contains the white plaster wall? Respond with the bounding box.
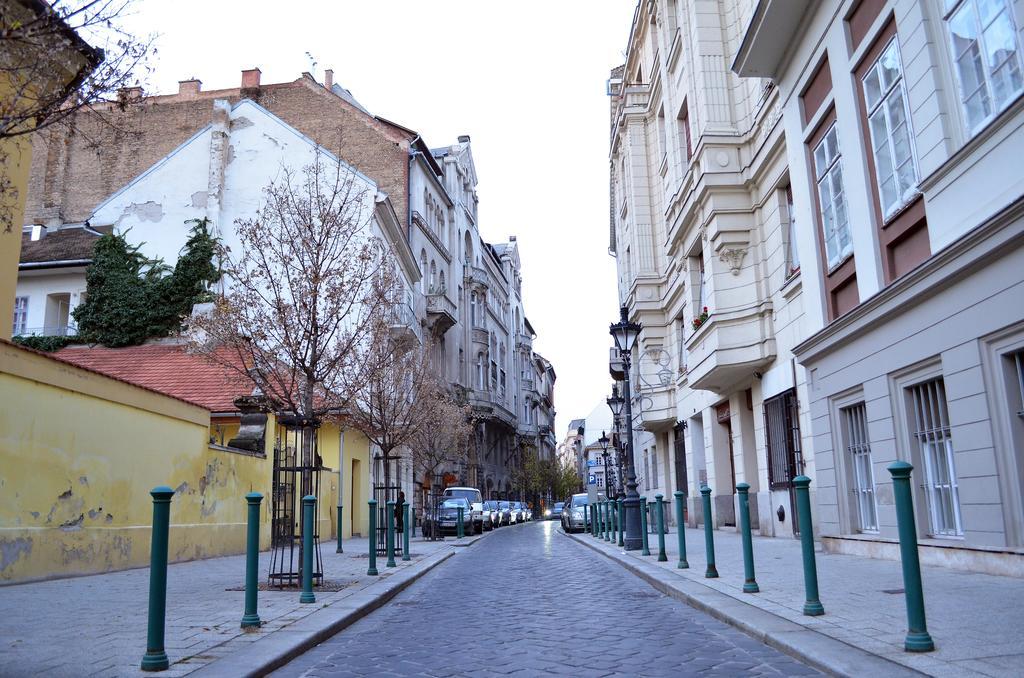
[14,271,87,335]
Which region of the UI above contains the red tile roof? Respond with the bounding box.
[54,343,253,413]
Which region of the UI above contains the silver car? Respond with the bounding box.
[561,493,590,533]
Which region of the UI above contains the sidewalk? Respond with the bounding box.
[0,529,492,677]
[564,524,1024,677]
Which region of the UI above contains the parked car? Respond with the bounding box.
[443,487,484,534]
[423,497,475,537]
[561,493,590,533]
[496,500,513,526]
[503,500,518,525]
[481,500,500,530]
[546,502,565,520]
[514,502,528,523]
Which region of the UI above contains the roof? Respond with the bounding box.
[568,418,585,433]
[19,225,108,267]
[54,343,253,413]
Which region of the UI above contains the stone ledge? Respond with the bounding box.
[561,529,921,678]
[822,535,1024,578]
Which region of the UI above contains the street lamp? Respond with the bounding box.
[598,432,611,502]
[609,305,643,550]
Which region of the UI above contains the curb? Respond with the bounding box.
[561,530,922,678]
[189,547,457,678]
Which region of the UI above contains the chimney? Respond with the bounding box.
[30,224,47,241]
[241,67,261,90]
[458,134,471,143]
[178,78,202,98]
[509,235,517,242]
[324,69,334,90]
[117,86,143,103]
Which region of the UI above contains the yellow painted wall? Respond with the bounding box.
[0,343,272,583]
[0,133,31,342]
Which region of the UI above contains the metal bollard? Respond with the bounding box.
[655,494,667,562]
[457,505,465,540]
[639,496,651,555]
[888,462,935,652]
[402,503,411,562]
[674,491,689,569]
[241,492,263,629]
[140,486,174,672]
[411,507,416,539]
[617,498,625,547]
[386,500,397,567]
[736,483,759,593]
[336,503,344,553]
[603,501,610,541]
[700,485,719,578]
[367,499,379,576]
[793,476,824,615]
[300,495,316,603]
[591,504,597,537]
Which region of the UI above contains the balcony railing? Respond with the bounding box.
[425,292,457,334]
[464,265,489,288]
[388,301,422,344]
[16,324,77,337]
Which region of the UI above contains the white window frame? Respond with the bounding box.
[908,378,963,538]
[12,296,28,336]
[785,186,800,277]
[812,124,854,270]
[944,0,1024,136]
[861,37,920,219]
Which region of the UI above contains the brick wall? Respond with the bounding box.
[25,76,412,226]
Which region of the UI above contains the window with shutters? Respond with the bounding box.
[908,378,963,537]
[764,389,803,490]
[841,402,878,532]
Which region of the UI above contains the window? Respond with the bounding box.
[470,292,478,326]
[764,389,802,489]
[841,403,877,532]
[694,252,707,315]
[785,186,800,276]
[862,38,918,218]
[651,448,659,489]
[476,353,485,390]
[429,261,437,293]
[908,378,963,536]
[643,450,650,491]
[945,0,1024,134]
[1013,350,1024,418]
[12,296,28,336]
[812,125,853,269]
[677,102,692,161]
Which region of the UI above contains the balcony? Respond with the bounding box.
[608,347,625,380]
[388,302,422,346]
[685,305,776,393]
[464,265,489,289]
[426,292,457,334]
[468,389,492,412]
[638,385,675,432]
[472,325,489,346]
[516,332,532,350]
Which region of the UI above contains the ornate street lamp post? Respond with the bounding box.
[609,305,643,550]
[599,432,611,503]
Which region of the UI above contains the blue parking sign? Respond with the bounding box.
[588,474,596,485]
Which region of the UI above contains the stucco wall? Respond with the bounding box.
[0,342,276,584]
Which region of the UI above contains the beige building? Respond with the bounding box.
[734,0,1024,575]
[609,0,813,538]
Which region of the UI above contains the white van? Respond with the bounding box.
[442,487,484,534]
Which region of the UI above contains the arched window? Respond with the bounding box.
[439,270,446,293]
[464,231,473,266]
[470,292,478,326]
[419,250,428,293]
[429,260,437,293]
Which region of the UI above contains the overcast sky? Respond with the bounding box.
[121,0,637,436]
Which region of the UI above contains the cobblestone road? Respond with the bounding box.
[275,521,819,677]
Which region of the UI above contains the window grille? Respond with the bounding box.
[1014,350,1024,418]
[909,378,963,537]
[841,403,877,531]
[812,124,853,268]
[673,422,688,495]
[764,389,802,490]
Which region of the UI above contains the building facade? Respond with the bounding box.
[609,0,814,538]
[734,0,1024,575]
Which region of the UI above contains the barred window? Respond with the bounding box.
[841,403,877,532]
[764,389,802,490]
[909,378,963,537]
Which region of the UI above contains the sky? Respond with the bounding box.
[120,0,638,436]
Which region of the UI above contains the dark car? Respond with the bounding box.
[545,502,565,520]
[422,497,474,537]
[496,500,513,526]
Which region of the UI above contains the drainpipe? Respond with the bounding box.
[407,135,422,242]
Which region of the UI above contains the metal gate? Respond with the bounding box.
[372,452,404,557]
[420,472,446,541]
[269,417,323,587]
[764,389,803,534]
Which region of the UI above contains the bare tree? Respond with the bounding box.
[188,151,397,421]
[408,388,475,489]
[1,0,154,231]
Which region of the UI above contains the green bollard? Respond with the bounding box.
[402,504,411,562]
[457,505,465,540]
[674,491,689,569]
[639,496,651,555]
[736,483,759,593]
[140,486,174,672]
[617,498,625,547]
[591,504,597,537]
[602,501,609,541]
[889,462,935,652]
[656,494,667,562]
[300,495,316,603]
[241,492,263,629]
[336,504,344,553]
[793,476,824,615]
[700,485,719,578]
[386,500,397,567]
[610,499,617,543]
[367,499,378,576]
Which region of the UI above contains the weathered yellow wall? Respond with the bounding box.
[0,133,31,342]
[0,343,273,584]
